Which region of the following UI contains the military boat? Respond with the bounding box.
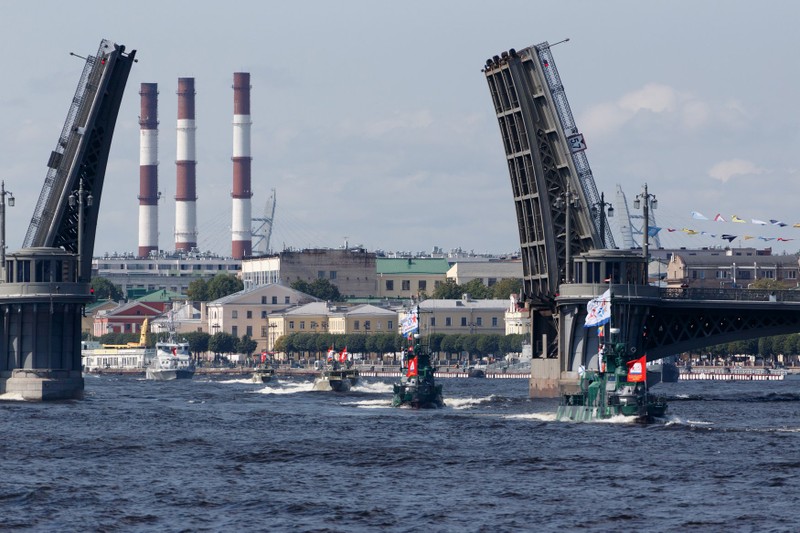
[312,348,359,392]
[392,337,444,409]
[251,365,275,384]
[557,327,667,423]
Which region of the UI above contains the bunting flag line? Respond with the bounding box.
[770,220,788,227]
[721,234,737,242]
[778,238,795,242]
[744,235,754,240]
[691,211,708,220]
[681,228,699,235]
[731,215,746,223]
[648,226,662,236]
[752,219,767,225]
[714,214,726,222]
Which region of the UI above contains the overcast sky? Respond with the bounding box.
[2,1,800,258]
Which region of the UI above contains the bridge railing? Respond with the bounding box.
[660,287,800,302]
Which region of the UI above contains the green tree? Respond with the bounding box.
[236,335,258,356]
[183,331,210,354]
[291,278,342,301]
[209,332,236,354]
[749,278,789,290]
[492,278,523,299]
[461,279,492,299]
[207,274,244,300]
[186,278,210,301]
[91,277,124,301]
[432,278,462,299]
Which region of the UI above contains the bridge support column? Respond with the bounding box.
[0,248,92,401]
[529,358,561,397]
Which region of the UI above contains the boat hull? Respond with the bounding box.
[392,382,444,409]
[146,369,195,381]
[312,375,351,392]
[251,370,274,383]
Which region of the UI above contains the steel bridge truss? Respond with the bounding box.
[23,40,136,281]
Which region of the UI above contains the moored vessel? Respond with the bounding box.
[145,314,195,381]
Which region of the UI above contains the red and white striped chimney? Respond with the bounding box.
[175,77,198,252]
[138,83,159,258]
[231,72,252,259]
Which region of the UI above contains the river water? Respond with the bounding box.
[2,373,799,532]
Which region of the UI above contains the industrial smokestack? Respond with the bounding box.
[175,77,198,252]
[138,83,159,258]
[231,72,252,259]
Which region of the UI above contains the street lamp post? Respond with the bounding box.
[0,181,15,282]
[633,183,657,263]
[591,192,614,248]
[554,182,579,283]
[68,179,93,281]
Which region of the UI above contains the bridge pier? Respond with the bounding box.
[0,248,92,400]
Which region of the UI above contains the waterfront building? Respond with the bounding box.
[93,300,163,337]
[240,248,377,298]
[376,258,450,299]
[203,283,318,353]
[446,260,523,286]
[91,252,241,298]
[406,295,509,336]
[149,301,203,336]
[666,249,800,289]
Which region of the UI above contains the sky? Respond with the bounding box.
[2,1,800,258]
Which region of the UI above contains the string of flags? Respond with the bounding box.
[653,212,800,244]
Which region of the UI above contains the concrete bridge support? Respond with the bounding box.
[0,248,92,400]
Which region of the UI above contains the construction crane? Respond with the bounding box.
[614,184,661,250]
[251,188,276,255]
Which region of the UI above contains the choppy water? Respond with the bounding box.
[2,373,800,532]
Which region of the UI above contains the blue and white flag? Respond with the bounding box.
[401,306,419,336]
[584,289,611,328]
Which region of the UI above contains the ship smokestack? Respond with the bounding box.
[175,77,198,252]
[138,83,159,258]
[231,72,252,259]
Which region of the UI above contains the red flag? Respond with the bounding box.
[171,347,177,356]
[407,357,418,377]
[626,355,647,382]
[338,347,348,363]
[261,352,267,364]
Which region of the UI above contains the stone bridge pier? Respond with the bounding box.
[0,248,93,400]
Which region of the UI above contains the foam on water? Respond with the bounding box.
[253,381,315,395]
[344,398,393,409]
[351,381,393,394]
[446,395,496,409]
[0,392,27,401]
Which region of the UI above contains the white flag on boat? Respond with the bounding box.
[584,289,611,328]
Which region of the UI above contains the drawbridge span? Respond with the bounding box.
[0,39,136,400]
[483,43,800,397]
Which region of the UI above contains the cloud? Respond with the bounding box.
[708,158,765,182]
[580,83,716,135]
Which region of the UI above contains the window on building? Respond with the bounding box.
[765,271,775,279]
[492,317,498,327]
[289,321,295,330]
[318,271,325,279]
[461,317,467,327]
[388,320,393,330]
[418,280,427,291]
[232,310,238,319]
[364,320,370,330]
[299,321,305,330]
[261,311,267,319]
[476,317,482,326]
[488,278,497,286]
[434,280,442,289]
[430,317,435,326]
[261,296,267,304]
[246,326,253,337]
[354,320,360,330]
[246,310,252,319]
[386,280,394,291]
[271,296,278,304]
[285,296,290,304]
[402,280,410,291]
[788,271,797,280]
[261,326,267,337]
[445,317,452,326]
[330,271,337,280]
